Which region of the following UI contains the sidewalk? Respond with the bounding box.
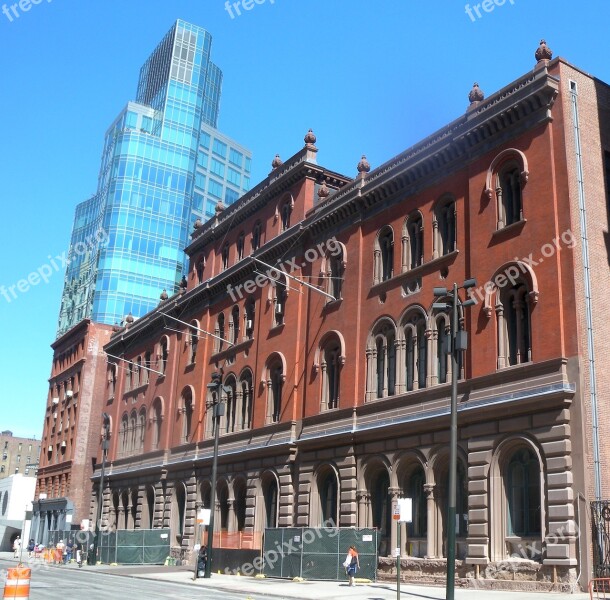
[0,552,592,600]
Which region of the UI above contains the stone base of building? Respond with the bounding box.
[377,557,581,593]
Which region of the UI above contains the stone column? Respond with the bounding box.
[424,483,436,558]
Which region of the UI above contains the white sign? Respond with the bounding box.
[80,519,90,530]
[160,534,168,539]
[362,534,373,542]
[199,509,211,526]
[397,498,413,523]
[66,514,73,523]
[294,536,301,543]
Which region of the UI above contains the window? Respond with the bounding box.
[236,232,245,261]
[434,196,456,257]
[403,312,427,391]
[0,466,4,473]
[210,158,225,178]
[319,472,338,525]
[321,340,342,410]
[195,172,206,189]
[244,299,255,340]
[366,320,397,400]
[403,213,423,270]
[159,338,169,375]
[222,243,230,270]
[272,276,287,326]
[151,399,163,450]
[208,178,223,199]
[228,167,241,186]
[200,131,210,149]
[405,467,427,539]
[280,202,292,231]
[251,222,262,253]
[197,152,208,169]
[265,357,285,424]
[189,322,199,364]
[497,281,532,368]
[125,111,138,129]
[212,138,227,158]
[240,370,253,430]
[225,188,239,204]
[263,475,278,528]
[135,357,142,387]
[215,313,226,353]
[433,312,450,385]
[16,455,20,463]
[144,351,152,384]
[223,376,238,434]
[507,449,541,536]
[374,226,394,284]
[195,256,205,284]
[229,148,243,167]
[181,388,194,443]
[141,116,152,133]
[322,241,346,301]
[230,306,240,344]
[498,166,523,227]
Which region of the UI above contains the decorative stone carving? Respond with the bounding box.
[357,155,370,173]
[468,82,485,105]
[271,154,283,169]
[535,39,553,63]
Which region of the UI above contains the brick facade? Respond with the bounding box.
[91,46,610,591]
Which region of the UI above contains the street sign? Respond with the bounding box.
[392,504,401,520]
[397,498,413,523]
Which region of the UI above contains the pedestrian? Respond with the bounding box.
[75,540,83,567]
[65,539,74,563]
[55,539,65,565]
[27,538,35,558]
[342,545,359,587]
[13,536,21,558]
[197,545,208,577]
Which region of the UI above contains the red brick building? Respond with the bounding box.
[32,319,113,543]
[94,42,610,591]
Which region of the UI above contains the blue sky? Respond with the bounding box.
[0,0,608,438]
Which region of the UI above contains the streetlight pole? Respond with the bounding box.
[433,279,476,600]
[91,412,110,566]
[204,370,225,578]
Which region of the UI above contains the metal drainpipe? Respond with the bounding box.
[570,79,602,501]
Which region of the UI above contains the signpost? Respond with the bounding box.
[394,498,413,600]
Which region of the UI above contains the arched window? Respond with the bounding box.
[215,313,225,353]
[107,364,117,398]
[433,312,450,385]
[158,337,169,375]
[320,471,338,525]
[403,213,423,271]
[189,321,199,364]
[236,232,245,261]
[135,357,142,387]
[240,370,253,430]
[374,226,394,284]
[406,466,427,539]
[251,221,262,253]
[371,470,391,550]
[230,306,240,344]
[507,448,541,537]
[280,201,292,231]
[222,243,230,271]
[126,363,133,392]
[433,196,456,258]
[244,299,255,340]
[196,255,205,284]
[262,475,278,528]
[366,321,397,401]
[321,341,342,410]
[272,276,287,326]
[151,399,163,449]
[265,356,285,424]
[223,375,238,434]
[120,414,128,456]
[321,241,346,301]
[497,281,532,368]
[403,312,428,391]
[181,387,194,443]
[172,483,187,544]
[233,479,247,531]
[144,351,152,384]
[129,411,137,453]
[138,409,146,451]
[485,150,528,230]
[499,165,523,227]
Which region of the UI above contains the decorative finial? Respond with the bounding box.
[215,202,225,215]
[468,82,485,105]
[160,289,168,301]
[357,155,371,174]
[193,217,202,229]
[179,276,187,292]
[125,313,134,325]
[317,180,330,200]
[112,322,121,332]
[271,154,283,169]
[304,128,317,147]
[535,39,553,63]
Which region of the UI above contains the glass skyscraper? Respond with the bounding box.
[57,20,251,336]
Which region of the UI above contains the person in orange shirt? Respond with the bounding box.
[343,545,360,587]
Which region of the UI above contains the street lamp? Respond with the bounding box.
[433,278,477,600]
[204,370,226,578]
[91,412,111,566]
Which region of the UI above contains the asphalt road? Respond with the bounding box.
[0,559,251,600]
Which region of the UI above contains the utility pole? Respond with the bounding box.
[433,279,476,600]
[204,370,226,578]
[91,413,111,566]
